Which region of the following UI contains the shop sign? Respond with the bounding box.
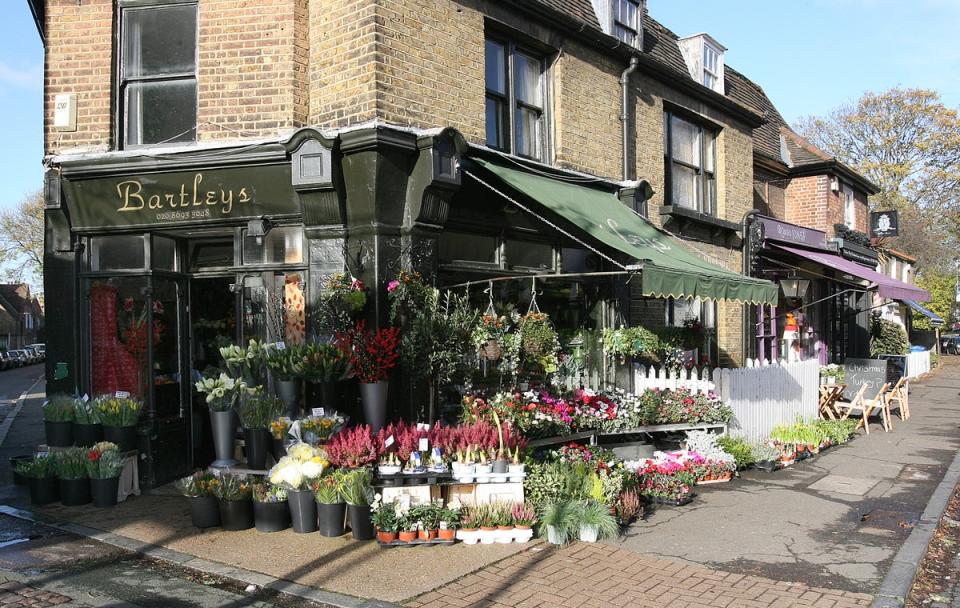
[837,241,879,267]
[842,358,888,400]
[869,210,899,238]
[63,164,298,230]
[756,216,827,250]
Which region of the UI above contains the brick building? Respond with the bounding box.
[39,0,909,484]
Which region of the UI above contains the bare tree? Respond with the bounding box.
[0,189,44,285]
[796,88,960,273]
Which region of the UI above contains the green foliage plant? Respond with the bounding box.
[238,393,285,430]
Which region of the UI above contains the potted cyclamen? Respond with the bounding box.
[15,455,58,506]
[266,345,306,418]
[195,373,253,468]
[215,473,254,531]
[314,471,347,537]
[238,393,284,471]
[371,497,399,543]
[95,395,142,452]
[511,503,536,543]
[85,441,125,507]
[269,443,326,533]
[43,394,76,447]
[342,469,375,540]
[175,470,220,528]
[54,447,91,506]
[337,321,400,433]
[73,398,103,447]
[252,482,290,533]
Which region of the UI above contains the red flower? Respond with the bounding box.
[87,449,101,462]
[123,297,135,312]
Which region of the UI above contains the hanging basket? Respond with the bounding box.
[480,339,502,361]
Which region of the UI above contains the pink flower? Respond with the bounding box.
[387,280,400,293]
[123,297,135,312]
[152,300,164,315]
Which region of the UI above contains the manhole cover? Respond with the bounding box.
[859,509,918,530]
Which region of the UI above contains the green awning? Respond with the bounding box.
[469,157,778,306]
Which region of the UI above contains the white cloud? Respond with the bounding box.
[0,62,41,90]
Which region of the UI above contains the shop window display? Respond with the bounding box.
[90,279,151,398]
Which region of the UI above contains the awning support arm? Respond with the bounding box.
[440,269,641,291]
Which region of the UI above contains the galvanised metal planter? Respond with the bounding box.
[209,410,238,468]
[359,381,389,433]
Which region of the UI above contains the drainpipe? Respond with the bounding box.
[620,56,639,181]
[742,210,760,362]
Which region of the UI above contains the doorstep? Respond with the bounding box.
[1,492,536,605]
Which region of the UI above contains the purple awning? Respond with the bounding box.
[771,244,930,302]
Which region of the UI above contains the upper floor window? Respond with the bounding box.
[664,112,717,215]
[842,184,856,229]
[485,37,547,161]
[119,2,198,148]
[612,0,641,46]
[703,44,720,89]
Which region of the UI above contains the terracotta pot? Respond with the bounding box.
[376,530,397,543]
[438,528,455,540]
[497,525,513,532]
[418,529,437,540]
[398,530,416,542]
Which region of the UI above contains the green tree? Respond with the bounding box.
[912,271,957,331]
[796,88,960,273]
[0,189,44,285]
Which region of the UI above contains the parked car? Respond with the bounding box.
[22,347,40,364]
[4,351,23,367]
[0,352,11,370]
[942,334,960,355]
[26,344,45,360]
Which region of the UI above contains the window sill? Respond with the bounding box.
[659,205,740,236]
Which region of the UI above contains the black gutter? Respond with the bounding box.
[26,0,44,44]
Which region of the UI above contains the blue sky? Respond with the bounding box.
[1,1,959,211]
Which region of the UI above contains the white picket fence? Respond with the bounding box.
[632,358,820,443]
[905,349,931,379]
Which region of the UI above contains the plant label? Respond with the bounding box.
[416,423,430,431]
[81,394,89,402]
[115,391,130,399]
[311,408,324,417]
[384,435,395,448]
[419,438,429,452]
[276,341,286,350]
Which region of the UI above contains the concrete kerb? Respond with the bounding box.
[870,443,960,608]
[0,375,44,447]
[0,504,401,608]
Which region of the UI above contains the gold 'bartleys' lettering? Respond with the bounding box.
[114,173,251,217]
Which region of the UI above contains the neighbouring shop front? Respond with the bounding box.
[744,214,929,365]
[44,125,779,489]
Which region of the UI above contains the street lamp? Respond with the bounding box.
[779,277,811,299]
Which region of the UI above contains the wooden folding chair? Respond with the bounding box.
[886,377,910,421]
[835,384,867,430]
[857,383,892,433]
[819,385,846,420]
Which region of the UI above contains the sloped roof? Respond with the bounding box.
[723,66,786,163]
[537,0,602,28]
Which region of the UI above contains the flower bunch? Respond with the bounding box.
[213,473,252,501]
[337,321,401,384]
[252,482,287,503]
[94,395,142,427]
[268,443,328,490]
[42,394,77,422]
[265,344,307,380]
[175,470,220,497]
[194,373,257,412]
[300,343,351,384]
[325,273,367,312]
[325,425,379,468]
[300,413,347,443]
[654,388,732,425]
[270,417,291,440]
[85,441,125,479]
[219,339,268,384]
[74,399,100,425]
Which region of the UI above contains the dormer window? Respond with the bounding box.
[703,44,720,89]
[613,0,641,46]
[678,34,726,94]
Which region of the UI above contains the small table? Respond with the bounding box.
[819,384,847,420]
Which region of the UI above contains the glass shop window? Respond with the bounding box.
[152,235,178,271]
[439,232,499,266]
[89,278,150,399]
[189,240,234,269]
[88,235,147,271]
[242,226,304,265]
[504,239,553,270]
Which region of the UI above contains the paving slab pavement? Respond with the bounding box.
[606,357,960,594]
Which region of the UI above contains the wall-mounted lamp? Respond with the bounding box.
[779,277,811,299]
[829,176,840,193]
[247,217,274,245]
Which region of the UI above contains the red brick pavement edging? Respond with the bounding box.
[407,543,873,608]
[0,581,71,607]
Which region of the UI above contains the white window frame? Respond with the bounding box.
[664,111,717,215]
[842,184,856,229]
[703,43,720,90]
[612,0,642,47]
[484,35,549,161]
